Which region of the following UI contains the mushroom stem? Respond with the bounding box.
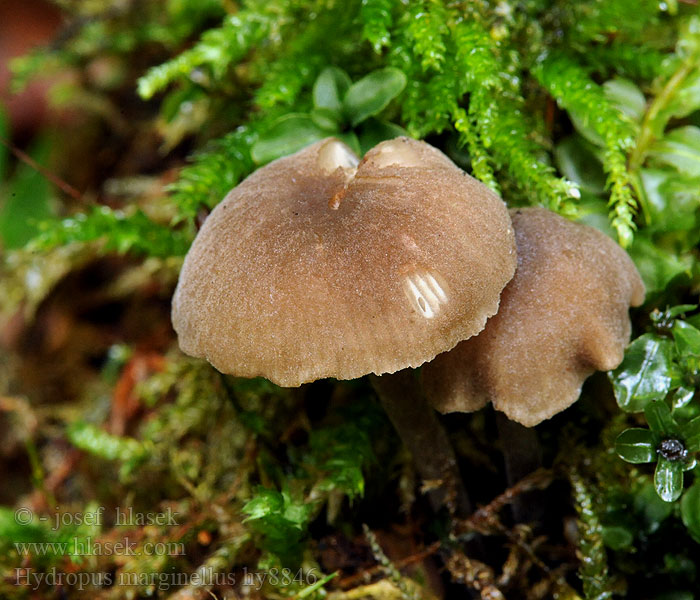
[495,412,543,523]
[370,371,472,517]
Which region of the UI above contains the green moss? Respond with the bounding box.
[2,1,700,598]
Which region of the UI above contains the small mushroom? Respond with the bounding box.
[172,136,517,514]
[173,137,516,386]
[423,206,646,427]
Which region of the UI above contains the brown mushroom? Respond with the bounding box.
[172,136,517,514]
[173,137,516,386]
[423,206,646,428]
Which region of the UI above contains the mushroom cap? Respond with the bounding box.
[422,206,645,427]
[172,137,516,387]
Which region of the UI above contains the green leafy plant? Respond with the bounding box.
[612,305,700,503]
[250,66,407,164]
[16,1,693,249]
[28,206,191,257]
[600,482,674,551]
[67,422,151,479]
[241,399,382,565]
[615,402,698,502]
[241,487,313,565]
[3,0,700,598]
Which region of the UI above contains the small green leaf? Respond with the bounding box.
[649,126,700,176]
[674,320,700,356]
[313,66,352,114]
[629,235,692,294]
[604,78,646,123]
[655,458,684,502]
[571,194,616,238]
[688,313,700,329]
[640,169,700,233]
[241,488,283,521]
[251,114,327,165]
[645,401,680,437]
[569,111,605,148]
[662,67,700,122]
[616,428,658,463]
[281,490,312,527]
[161,87,205,123]
[310,107,341,132]
[653,19,700,128]
[554,135,606,195]
[671,385,696,410]
[677,14,700,57]
[680,479,700,542]
[633,482,674,532]
[343,68,406,127]
[667,305,699,319]
[601,525,634,550]
[681,416,700,452]
[610,334,675,412]
[241,486,313,563]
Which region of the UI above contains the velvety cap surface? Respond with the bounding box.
[172,137,516,386]
[423,206,645,426]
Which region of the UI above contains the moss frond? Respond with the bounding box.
[570,470,614,600]
[405,0,450,71]
[563,0,663,48]
[472,86,579,212]
[452,106,500,193]
[250,1,364,111]
[167,126,257,224]
[360,0,397,52]
[535,53,638,244]
[581,43,666,81]
[138,10,271,100]
[28,207,191,257]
